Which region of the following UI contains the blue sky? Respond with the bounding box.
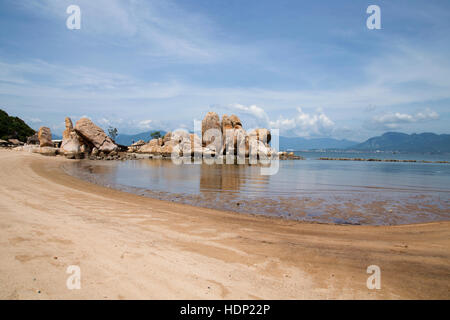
[0,0,449,141]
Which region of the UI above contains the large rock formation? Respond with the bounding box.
[38,127,53,147]
[221,114,247,156]
[74,118,118,153]
[249,128,271,145]
[61,117,82,158]
[138,138,162,154]
[123,111,283,161]
[135,130,201,158]
[248,128,274,158]
[201,112,222,151]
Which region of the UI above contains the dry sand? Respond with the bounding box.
[0,149,449,299]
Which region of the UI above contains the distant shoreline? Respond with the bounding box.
[317,157,449,164]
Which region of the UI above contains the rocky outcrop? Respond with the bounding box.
[74,118,118,153]
[249,128,271,145]
[137,137,162,154]
[229,114,242,129]
[190,133,202,156]
[248,128,275,158]
[222,114,247,156]
[62,117,74,140]
[128,140,146,152]
[201,112,221,151]
[36,147,59,156]
[61,117,83,158]
[221,115,233,133]
[162,132,172,144]
[8,138,23,146]
[278,151,304,160]
[38,127,52,147]
[27,133,39,145]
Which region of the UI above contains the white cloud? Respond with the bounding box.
[228,104,270,124]
[223,104,335,137]
[28,118,42,123]
[369,108,439,129]
[269,107,335,137]
[137,119,153,130]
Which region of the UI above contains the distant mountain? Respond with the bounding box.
[279,136,358,151]
[115,130,167,146]
[0,109,35,142]
[351,132,450,153]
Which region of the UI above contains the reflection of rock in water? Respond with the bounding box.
[200,163,269,193]
[65,160,120,186]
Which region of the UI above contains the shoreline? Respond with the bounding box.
[0,149,449,299]
[62,156,449,226]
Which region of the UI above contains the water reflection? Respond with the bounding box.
[199,164,270,194]
[64,158,450,225]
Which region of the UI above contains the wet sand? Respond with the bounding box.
[0,149,449,299]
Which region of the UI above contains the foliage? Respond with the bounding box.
[108,126,118,140]
[150,130,162,140]
[0,109,36,142]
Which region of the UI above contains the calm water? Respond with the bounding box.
[64,152,450,226]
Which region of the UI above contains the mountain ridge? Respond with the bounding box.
[350,132,450,153]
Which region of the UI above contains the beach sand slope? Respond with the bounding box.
[0,149,449,299]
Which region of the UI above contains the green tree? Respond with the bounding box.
[150,130,162,140]
[108,127,118,141]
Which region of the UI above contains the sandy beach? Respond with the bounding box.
[0,149,449,299]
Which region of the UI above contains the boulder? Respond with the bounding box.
[128,139,146,152]
[171,130,190,143]
[8,138,23,146]
[61,130,81,157]
[201,112,221,149]
[136,137,166,154]
[221,115,233,133]
[138,143,161,154]
[26,133,39,145]
[91,147,99,156]
[62,117,73,140]
[229,114,242,129]
[160,140,178,156]
[132,139,146,147]
[190,134,202,155]
[222,114,246,155]
[74,118,118,153]
[38,127,53,147]
[235,128,247,156]
[163,132,172,144]
[0,139,8,146]
[249,128,271,145]
[36,147,58,157]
